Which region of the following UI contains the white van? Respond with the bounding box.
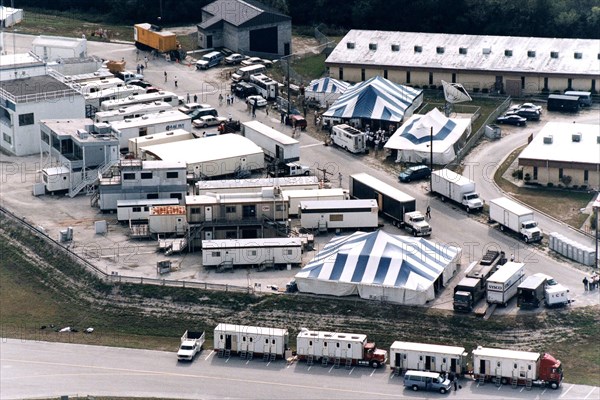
[196,51,224,70]
[403,370,452,394]
[563,91,592,107]
[231,64,266,82]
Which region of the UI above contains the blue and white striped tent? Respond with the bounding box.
[295,230,461,305]
[322,76,423,123]
[305,77,350,108]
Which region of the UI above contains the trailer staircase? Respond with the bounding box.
[306,355,314,366]
[217,260,234,273]
[223,349,231,358]
[69,160,117,198]
[511,376,518,389]
[321,356,329,367]
[478,375,485,385]
[393,367,401,376]
[334,357,341,369]
[317,221,327,233]
[345,358,353,369]
[525,378,533,390]
[269,353,276,362]
[258,259,275,272]
[495,374,502,387]
[217,348,224,358]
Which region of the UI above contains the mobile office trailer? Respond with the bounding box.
[472,346,563,389]
[489,197,542,243]
[249,73,279,99]
[299,199,379,231]
[95,101,173,123]
[147,205,187,236]
[547,94,580,112]
[431,169,483,212]
[63,70,115,84]
[100,91,179,111]
[331,124,366,153]
[486,261,525,306]
[74,77,125,95]
[195,176,319,195]
[390,341,468,376]
[563,91,592,107]
[128,129,194,158]
[201,238,302,268]
[214,323,289,359]
[242,121,299,163]
[117,198,180,223]
[349,173,416,226]
[283,188,348,216]
[134,23,178,53]
[231,64,267,82]
[296,329,388,368]
[110,110,192,150]
[517,274,547,308]
[84,85,142,111]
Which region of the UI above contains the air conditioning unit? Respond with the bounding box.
[572,133,581,142]
[543,135,553,144]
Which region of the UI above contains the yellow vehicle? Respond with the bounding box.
[134,23,178,53]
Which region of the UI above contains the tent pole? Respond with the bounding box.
[429,126,433,190]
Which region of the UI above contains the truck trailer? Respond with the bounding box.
[517,274,547,308]
[489,197,542,243]
[472,346,563,389]
[349,173,416,227]
[547,94,580,112]
[299,199,379,231]
[431,169,483,212]
[201,238,302,269]
[134,23,178,53]
[453,250,505,312]
[486,261,525,307]
[214,323,289,360]
[242,120,300,163]
[390,341,468,376]
[544,283,571,308]
[296,328,388,368]
[283,188,348,216]
[177,330,205,361]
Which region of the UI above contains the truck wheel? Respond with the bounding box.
[440,196,445,202]
[370,360,380,368]
[499,225,505,232]
[550,382,559,390]
[439,388,447,394]
[501,377,508,385]
[466,206,471,213]
[523,235,529,243]
[413,229,417,237]
[304,171,310,175]
[412,385,419,391]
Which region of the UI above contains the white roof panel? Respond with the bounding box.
[214,323,288,337]
[202,238,302,249]
[297,330,367,343]
[299,199,377,210]
[350,173,415,203]
[390,341,466,356]
[473,346,540,362]
[243,120,299,146]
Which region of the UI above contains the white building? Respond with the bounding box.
[31,35,87,62]
[1,73,85,156]
[518,122,600,190]
[0,6,23,28]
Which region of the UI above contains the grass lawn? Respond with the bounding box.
[293,53,327,80]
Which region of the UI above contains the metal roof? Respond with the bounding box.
[350,173,416,203]
[326,30,600,76]
[141,160,186,170]
[1,75,74,97]
[243,120,299,146]
[518,122,600,165]
[32,35,86,49]
[214,323,288,337]
[110,110,189,130]
[199,0,290,30]
[487,262,524,282]
[297,329,367,343]
[202,238,302,249]
[196,176,318,191]
[390,341,466,356]
[472,346,540,362]
[299,199,377,210]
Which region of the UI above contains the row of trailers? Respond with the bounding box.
[208,324,563,389]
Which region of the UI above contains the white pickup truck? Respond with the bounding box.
[177,330,205,361]
[403,211,432,237]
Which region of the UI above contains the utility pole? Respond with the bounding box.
[316,167,333,185]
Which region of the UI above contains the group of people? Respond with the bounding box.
[443,372,460,391]
[582,273,599,291]
[366,128,389,149]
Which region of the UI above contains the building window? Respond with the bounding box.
[544,77,549,90]
[559,168,564,179]
[361,68,365,81]
[521,76,525,89]
[533,166,538,180]
[275,204,284,212]
[166,171,178,179]
[429,72,434,85]
[527,50,536,57]
[414,45,422,53]
[391,44,399,52]
[18,113,34,126]
[41,132,50,144]
[3,132,11,144]
[346,42,355,49]
[406,71,411,84]
[212,251,221,257]
[170,193,182,199]
[574,52,582,59]
[191,207,201,214]
[286,249,293,255]
[132,207,142,213]
[368,43,377,51]
[436,46,445,54]
[459,47,467,55]
[383,69,388,79]
[550,51,559,59]
[592,79,596,92]
[147,193,159,199]
[584,170,589,182]
[123,173,135,180]
[452,73,456,83]
[225,206,236,213]
[505,49,513,57]
[141,172,152,179]
[567,78,573,90]
[339,67,343,80]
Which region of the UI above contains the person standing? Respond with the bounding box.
[583,276,589,291]
[426,205,431,219]
[193,94,198,103]
[144,56,148,68]
[280,111,285,124]
[164,71,168,82]
[219,93,224,106]
[174,76,178,88]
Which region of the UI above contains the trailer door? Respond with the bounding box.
[225,334,232,350]
[275,145,283,162]
[425,355,432,370]
[480,359,488,375]
[503,209,510,227]
[205,206,213,222]
[451,358,457,374]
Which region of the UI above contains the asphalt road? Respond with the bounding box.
[1,339,599,400]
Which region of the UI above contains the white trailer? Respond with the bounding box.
[100,91,180,111]
[299,199,378,231]
[331,124,366,153]
[486,261,525,306]
[84,85,143,111]
[214,323,289,359]
[296,329,388,368]
[128,129,193,158]
[489,197,543,243]
[544,284,571,307]
[75,77,125,95]
[242,120,300,163]
[110,110,191,150]
[95,101,173,123]
[283,188,348,216]
[117,198,180,222]
[201,238,302,269]
[195,176,319,195]
[390,341,468,376]
[147,205,187,236]
[32,35,87,61]
[431,169,483,212]
[141,134,265,179]
[41,166,73,193]
[472,346,563,389]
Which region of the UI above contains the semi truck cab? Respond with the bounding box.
[404,211,432,236]
[363,342,388,368]
[538,353,563,389]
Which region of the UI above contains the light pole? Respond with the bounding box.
[594,193,600,269]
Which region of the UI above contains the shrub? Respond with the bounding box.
[524,172,531,181]
[560,175,572,187]
[580,185,587,190]
[473,88,480,93]
[511,170,524,179]
[482,88,489,93]
[547,182,554,187]
[541,88,550,93]
[571,185,578,190]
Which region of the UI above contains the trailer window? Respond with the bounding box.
[443,358,447,363]
[348,344,351,349]
[132,207,141,212]
[265,339,268,344]
[220,335,223,340]
[336,343,340,348]
[123,173,135,180]
[309,340,313,346]
[286,250,293,255]
[272,339,275,344]
[497,362,501,367]
[419,356,423,361]
[528,365,532,370]
[141,172,152,179]
[249,338,253,343]
[324,342,327,347]
[514,363,517,369]
[226,206,236,213]
[212,252,221,257]
[191,208,200,214]
[166,171,179,179]
[242,336,246,342]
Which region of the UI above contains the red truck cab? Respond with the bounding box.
[539,353,563,389]
[363,342,388,368]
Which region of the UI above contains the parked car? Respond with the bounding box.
[189,107,218,120]
[261,59,273,68]
[192,115,228,128]
[496,114,527,126]
[178,103,211,114]
[286,114,307,131]
[128,79,153,88]
[511,103,543,113]
[246,95,267,107]
[241,57,264,67]
[399,165,431,183]
[507,109,540,121]
[224,53,246,65]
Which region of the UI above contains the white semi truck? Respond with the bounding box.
[486,261,525,307]
[403,211,432,236]
[431,169,483,212]
[177,330,205,361]
[489,197,543,243]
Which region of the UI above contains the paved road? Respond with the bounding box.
[1,339,598,400]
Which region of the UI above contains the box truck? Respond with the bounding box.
[431,169,483,212]
[517,274,546,308]
[134,23,178,53]
[349,173,416,227]
[242,121,300,164]
[486,261,525,306]
[453,250,505,312]
[489,197,542,243]
[547,94,580,112]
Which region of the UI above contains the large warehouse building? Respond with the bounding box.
[325,30,600,96]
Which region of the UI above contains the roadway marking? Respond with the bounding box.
[204,351,215,361]
[307,366,312,371]
[328,365,334,373]
[266,361,271,367]
[541,388,546,396]
[584,387,597,399]
[370,369,376,377]
[225,357,230,363]
[349,367,355,375]
[300,143,324,148]
[520,386,524,392]
[497,384,502,390]
[246,360,250,365]
[1,358,406,398]
[560,384,574,398]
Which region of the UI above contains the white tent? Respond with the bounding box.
[295,230,461,305]
[384,108,472,165]
[305,77,350,108]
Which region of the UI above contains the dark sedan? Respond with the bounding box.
[496,114,527,126]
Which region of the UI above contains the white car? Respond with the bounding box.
[192,115,227,128]
[225,53,245,65]
[261,59,273,68]
[510,103,543,113]
[246,95,267,107]
[241,57,263,67]
[178,103,211,114]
